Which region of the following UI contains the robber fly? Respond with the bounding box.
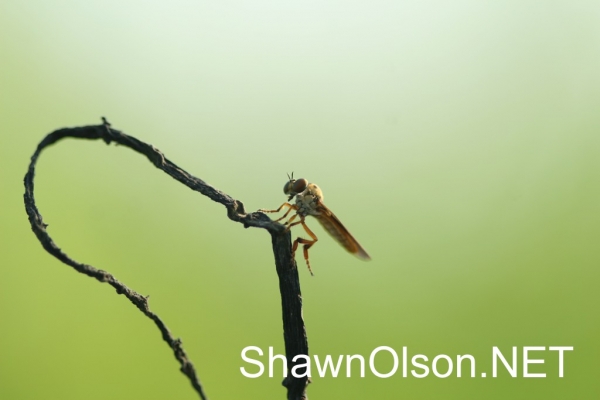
[259,174,370,275]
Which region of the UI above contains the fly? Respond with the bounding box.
[259,173,371,275]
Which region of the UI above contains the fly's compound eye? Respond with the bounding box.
[283,180,295,195]
[292,178,308,193]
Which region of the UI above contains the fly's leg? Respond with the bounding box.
[258,202,294,214]
[274,206,296,223]
[283,213,298,228]
[289,218,318,276]
[258,202,298,222]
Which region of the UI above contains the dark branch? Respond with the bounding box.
[23,119,309,399]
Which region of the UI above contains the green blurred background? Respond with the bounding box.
[1,1,599,399]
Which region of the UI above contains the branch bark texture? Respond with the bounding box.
[23,119,309,399]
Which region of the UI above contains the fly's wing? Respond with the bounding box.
[315,203,371,260]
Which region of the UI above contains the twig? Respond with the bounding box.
[23,118,310,400]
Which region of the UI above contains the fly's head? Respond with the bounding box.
[283,172,308,201]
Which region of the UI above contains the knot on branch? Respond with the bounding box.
[95,269,112,283]
[100,117,118,145]
[147,145,166,168]
[226,200,246,222]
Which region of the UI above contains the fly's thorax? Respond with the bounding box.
[295,183,324,217]
[306,183,323,201]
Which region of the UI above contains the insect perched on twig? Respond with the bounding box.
[259,173,371,275]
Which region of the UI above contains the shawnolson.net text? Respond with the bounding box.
[240,346,573,379]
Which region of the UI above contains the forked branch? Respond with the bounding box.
[23,119,309,400]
